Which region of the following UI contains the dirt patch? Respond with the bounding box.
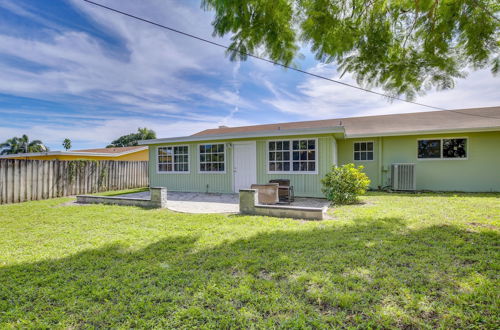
[54,200,92,207]
[467,222,499,231]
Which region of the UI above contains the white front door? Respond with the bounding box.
[233,141,257,192]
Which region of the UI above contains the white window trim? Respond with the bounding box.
[197,143,227,174]
[266,138,319,175]
[353,141,375,162]
[416,137,469,161]
[156,145,190,174]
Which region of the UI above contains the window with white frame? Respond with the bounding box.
[418,138,467,159]
[199,143,225,172]
[442,138,467,158]
[354,142,374,161]
[158,146,189,172]
[268,139,316,173]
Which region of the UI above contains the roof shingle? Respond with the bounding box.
[192,106,500,137]
[74,146,146,154]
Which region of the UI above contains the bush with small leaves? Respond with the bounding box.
[321,164,370,205]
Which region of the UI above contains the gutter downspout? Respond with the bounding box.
[378,137,383,189]
[332,137,338,166]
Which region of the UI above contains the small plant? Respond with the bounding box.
[321,164,370,205]
[67,160,98,184]
[97,165,108,191]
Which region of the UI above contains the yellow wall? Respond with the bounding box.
[8,149,149,161]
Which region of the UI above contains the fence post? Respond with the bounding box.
[0,161,5,204]
[26,160,32,201]
[48,160,54,199]
[0,159,149,204]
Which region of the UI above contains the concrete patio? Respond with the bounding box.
[115,191,330,214]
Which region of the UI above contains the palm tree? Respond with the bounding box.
[137,127,156,140]
[0,135,48,155]
[107,128,156,147]
[0,137,22,155]
[62,138,71,151]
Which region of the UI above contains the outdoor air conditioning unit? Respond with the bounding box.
[391,163,416,191]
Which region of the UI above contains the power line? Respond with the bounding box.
[82,0,447,111]
[450,109,500,120]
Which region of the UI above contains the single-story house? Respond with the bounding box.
[0,146,148,161]
[139,107,500,196]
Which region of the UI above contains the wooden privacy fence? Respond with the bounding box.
[0,159,149,204]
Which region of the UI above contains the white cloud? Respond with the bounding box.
[0,113,256,149]
[0,0,498,151]
[263,64,500,119]
[0,0,248,114]
[0,0,261,148]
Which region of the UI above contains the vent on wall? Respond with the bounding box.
[391,163,416,191]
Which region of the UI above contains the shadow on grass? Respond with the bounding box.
[0,218,498,328]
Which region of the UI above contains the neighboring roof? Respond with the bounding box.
[191,106,500,138]
[0,146,148,159]
[73,146,146,154]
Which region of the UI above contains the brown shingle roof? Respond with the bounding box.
[74,146,146,154]
[192,106,500,137]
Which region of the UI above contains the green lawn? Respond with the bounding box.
[0,192,499,328]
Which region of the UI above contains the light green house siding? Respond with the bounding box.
[148,142,234,194]
[148,134,335,197]
[256,136,335,198]
[337,131,500,192]
[148,130,499,196]
[337,138,380,189]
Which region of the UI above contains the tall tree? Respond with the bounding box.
[202,0,499,99]
[0,135,48,155]
[62,138,72,151]
[107,128,156,148]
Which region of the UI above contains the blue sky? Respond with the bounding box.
[0,0,498,150]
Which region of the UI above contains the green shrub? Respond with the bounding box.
[321,164,371,205]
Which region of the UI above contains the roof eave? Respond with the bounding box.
[0,151,62,159]
[138,126,345,145]
[346,126,500,138]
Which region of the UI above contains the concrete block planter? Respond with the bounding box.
[77,187,167,208]
[239,189,327,220]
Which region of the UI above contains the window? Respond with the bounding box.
[442,138,467,158]
[158,146,189,172]
[418,138,467,159]
[418,139,441,159]
[199,143,225,172]
[269,140,291,171]
[354,142,374,161]
[268,139,316,173]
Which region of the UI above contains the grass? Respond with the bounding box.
[0,191,499,328]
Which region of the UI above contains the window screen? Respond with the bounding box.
[442,138,467,158]
[418,140,441,159]
[199,144,225,172]
[354,142,374,161]
[158,146,189,172]
[418,138,467,159]
[268,139,316,173]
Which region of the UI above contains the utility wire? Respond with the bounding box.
[450,109,500,120]
[82,0,448,110]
